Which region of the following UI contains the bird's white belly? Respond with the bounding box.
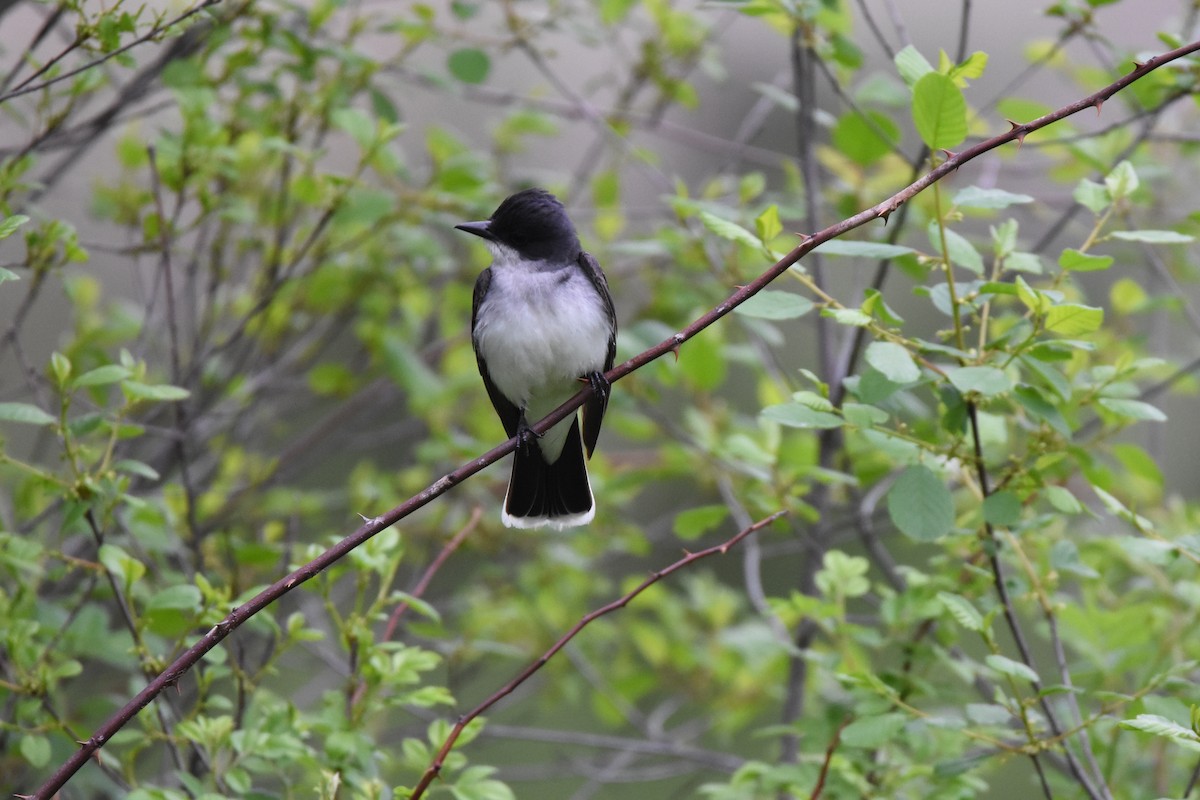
[475,266,610,460]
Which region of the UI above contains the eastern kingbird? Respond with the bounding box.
[456,188,616,529]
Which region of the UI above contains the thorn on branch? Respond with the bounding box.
[1092,98,1104,115]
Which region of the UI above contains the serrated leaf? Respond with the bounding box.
[912,72,967,150]
[699,211,760,249]
[1044,303,1103,335]
[985,654,1039,683]
[1111,229,1195,244]
[953,186,1034,209]
[948,366,1012,396]
[937,591,984,631]
[865,341,921,384]
[735,290,813,320]
[1119,715,1200,752]
[762,402,844,429]
[888,465,954,541]
[0,402,56,426]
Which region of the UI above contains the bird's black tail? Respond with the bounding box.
[503,419,594,529]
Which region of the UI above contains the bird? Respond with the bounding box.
[456,188,616,529]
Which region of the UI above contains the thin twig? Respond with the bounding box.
[0,0,221,103]
[407,511,787,799]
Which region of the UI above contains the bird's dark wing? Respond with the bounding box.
[472,268,521,438]
[578,251,617,457]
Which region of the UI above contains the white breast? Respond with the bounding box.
[474,259,611,460]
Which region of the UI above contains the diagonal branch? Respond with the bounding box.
[26,37,1200,800]
[406,510,788,799]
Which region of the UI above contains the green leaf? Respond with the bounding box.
[1110,277,1148,314]
[113,459,160,480]
[843,403,888,427]
[929,223,984,274]
[953,186,1034,209]
[813,240,915,259]
[1111,229,1195,244]
[983,490,1021,526]
[1104,160,1139,199]
[1097,398,1167,422]
[888,465,954,541]
[147,584,203,611]
[1044,485,1082,514]
[448,48,490,84]
[840,713,908,748]
[699,211,760,249]
[1044,303,1103,335]
[824,308,872,327]
[0,402,56,426]
[735,290,813,320]
[761,402,844,429]
[1119,715,1200,752]
[331,107,376,149]
[832,111,899,165]
[754,204,783,243]
[1015,275,1046,313]
[673,505,729,541]
[98,543,146,588]
[948,366,1012,396]
[0,266,19,284]
[73,364,133,388]
[985,654,1039,683]
[1058,249,1112,272]
[865,341,921,384]
[0,214,30,240]
[894,45,934,85]
[937,591,984,631]
[1073,179,1110,214]
[912,72,967,150]
[122,381,191,402]
[19,734,51,768]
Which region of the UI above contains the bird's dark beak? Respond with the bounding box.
[454,220,494,241]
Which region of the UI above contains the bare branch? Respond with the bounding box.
[407,510,788,799]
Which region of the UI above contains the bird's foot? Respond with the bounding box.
[515,416,542,454]
[583,370,611,403]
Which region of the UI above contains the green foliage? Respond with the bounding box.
[3,1,1200,799]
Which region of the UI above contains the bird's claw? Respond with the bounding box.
[585,370,611,403]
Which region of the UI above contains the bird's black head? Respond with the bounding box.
[455,188,580,262]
